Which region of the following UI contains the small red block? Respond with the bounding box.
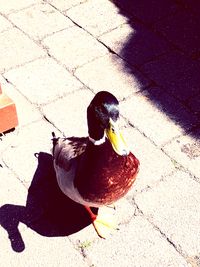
[0,84,18,133]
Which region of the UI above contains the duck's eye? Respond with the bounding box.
[111,126,115,133]
[111,111,119,122]
[95,106,106,117]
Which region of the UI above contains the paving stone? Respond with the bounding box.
[135,171,200,255]
[122,126,175,195]
[0,15,12,33]
[0,2,199,264]
[8,3,74,41]
[177,0,200,15]
[113,197,136,225]
[85,215,188,267]
[163,130,200,178]
[43,26,108,71]
[0,168,29,250]
[0,128,19,156]
[140,51,200,101]
[75,54,150,100]
[0,0,40,14]
[187,255,200,267]
[69,224,99,247]
[0,222,27,256]
[113,0,178,25]
[0,76,42,127]
[47,0,87,11]
[153,10,200,57]
[176,0,200,7]
[188,94,200,115]
[0,226,88,266]
[69,198,136,247]
[42,89,94,136]
[2,120,60,188]
[66,0,128,37]
[0,167,27,206]
[0,167,28,252]
[100,22,171,67]
[4,57,83,105]
[0,28,45,72]
[121,87,197,146]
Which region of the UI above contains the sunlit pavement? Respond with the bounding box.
[0,1,200,266]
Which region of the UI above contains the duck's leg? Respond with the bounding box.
[84,205,118,239]
[84,205,97,221]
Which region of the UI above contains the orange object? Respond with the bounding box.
[0,83,18,133]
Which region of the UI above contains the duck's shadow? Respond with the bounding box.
[0,152,91,253]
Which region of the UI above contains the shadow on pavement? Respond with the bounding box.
[0,152,91,252]
[1,0,200,253]
[112,0,200,138]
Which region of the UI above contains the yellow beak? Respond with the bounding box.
[106,119,130,156]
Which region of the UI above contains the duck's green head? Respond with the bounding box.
[87,91,129,156]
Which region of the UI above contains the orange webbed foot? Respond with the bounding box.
[84,205,118,239]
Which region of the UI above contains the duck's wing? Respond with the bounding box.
[52,136,88,171]
[52,135,90,204]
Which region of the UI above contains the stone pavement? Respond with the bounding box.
[0,0,200,266]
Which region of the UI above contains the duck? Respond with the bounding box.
[52,91,139,238]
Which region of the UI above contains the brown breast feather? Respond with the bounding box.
[74,139,140,205]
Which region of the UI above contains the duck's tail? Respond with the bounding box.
[51,132,59,155]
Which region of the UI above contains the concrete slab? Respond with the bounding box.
[122,126,175,195]
[188,94,200,115]
[163,130,200,179]
[113,0,178,25]
[178,0,200,16]
[100,22,171,67]
[69,198,136,248]
[0,167,27,206]
[8,3,74,40]
[0,14,12,33]
[135,170,200,255]
[2,120,60,188]
[0,226,88,266]
[0,128,19,157]
[4,57,83,105]
[0,28,45,72]
[47,0,87,11]
[42,89,94,136]
[140,51,200,102]
[66,0,128,37]
[0,167,28,252]
[153,10,200,56]
[0,0,40,14]
[69,224,99,248]
[0,1,199,265]
[121,87,197,146]
[85,215,188,267]
[75,54,150,100]
[43,26,108,71]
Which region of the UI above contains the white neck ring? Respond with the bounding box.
[89,134,106,145]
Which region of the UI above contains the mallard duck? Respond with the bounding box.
[52,91,139,238]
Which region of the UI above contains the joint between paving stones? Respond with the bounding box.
[134,202,187,259]
[68,237,95,267]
